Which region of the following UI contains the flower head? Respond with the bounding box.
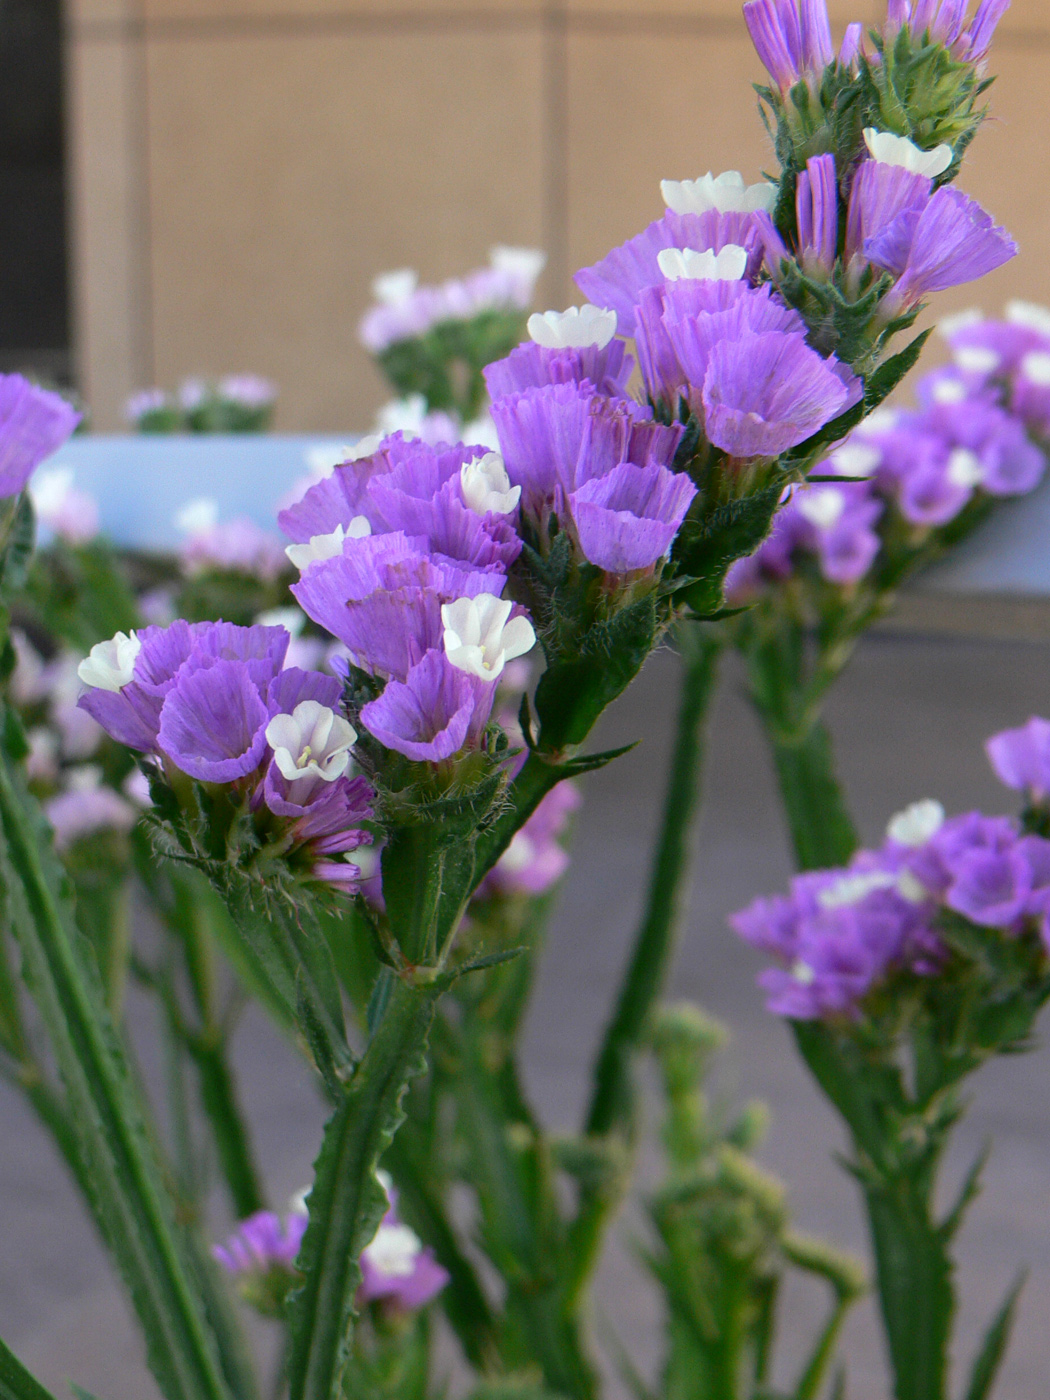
[266,701,357,784]
[0,374,80,499]
[441,594,535,682]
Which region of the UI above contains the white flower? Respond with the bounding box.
[660,170,776,215]
[861,407,901,433]
[954,346,1000,375]
[828,442,881,477]
[790,959,816,986]
[795,487,846,530]
[460,453,521,515]
[30,467,74,518]
[887,799,945,846]
[657,244,748,283]
[375,395,429,438]
[527,304,617,350]
[929,376,967,405]
[174,497,219,535]
[862,128,953,178]
[285,519,371,572]
[896,871,929,904]
[938,308,983,339]
[265,701,357,784]
[1006,300,1050,337]
[818,870,897,910]
[946,447,983,488]
[441,595,536,681]
[288,1186,311,1218]
[497,830,537,874]
[77,631,141,692]
[1021,350,1050,387]
[364,1221,423,1279]
[255,605,306,636]
[489,246,547,283]
[346,434,383,462]
[372,269,418,305]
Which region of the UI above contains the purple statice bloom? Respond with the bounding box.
[291,535,503,681]
[943,315,1049,383]
[490,381,682,517]
[483,338,634,401]
[795,153,839,276]
[359,649,495,761]
[481,780,582,898]
[911,809,1020,897]
[569,461,697,573]
[882,0,1010,67]
[214,1210,306,1275]
[743,0,835,91]
[180,517,287,580]
[844,161,932,273]
[358,1205,449,1312]
[778,480,883,585]
[279,435,517,573]
[944,844,1032,928]
[157,657,272,783]
[702,330,859,458]
[125,388,171,424]
[46,774,137,851]
[986,717,1050,801]
[218,374,276,409]
[574,210,765,336]
[866,187,1017,317]
[0,375,80,499]
[78,620,289,758]
[636,280,815,418]
[912,390,1045,497]
[1008,352,1050,437]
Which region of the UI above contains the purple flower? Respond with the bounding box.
[945,845,1032,927]
[180,516,287,580]
[490,381,682,517]
[0,374,80,499]
[359,649,495,762]
[743,0,834,91]
[46,770,137,851]
[883,0,1010,67]
[844,161,932,270]
[866,187,1017,317]
[481,780,582,897]
[574,210,765,336]
[157,658,272,783]
[795,153,839,276]
[483,338,634,401]
[986,717,1050,801]
[569,461,697,573]
[702,331,859,458]
[214,1210,306,1275]
[358,1206,449,1311]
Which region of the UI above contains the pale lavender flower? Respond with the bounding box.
[214,1210,306,1275]
[180,516,288,580]
[46,767,137,850]
[218,374,276,409]
[359,649,495,761]
[743,0,835,91]
[569,462,697,573]
[481,781,582,897]
[574,210,765,336]
[30,467,99,545]
[124,388,170,424]
[0,375,79,498]
[986,717,1050,801]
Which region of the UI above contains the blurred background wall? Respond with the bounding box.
[23,0,1050,430]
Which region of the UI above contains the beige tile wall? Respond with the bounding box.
[64,1,1050,431]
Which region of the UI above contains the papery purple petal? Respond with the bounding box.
[483,339,634,400]
[157,659,270,782]
[569,461,697,572]
[359,649,494,761]
[0,374,80,498]
[986,717,1050,799]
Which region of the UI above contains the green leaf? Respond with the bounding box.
[863,329,932,412]
[286,976,439,1400]
[0,495,36,601]
[963,1271,1026,1400]
[0,723,250,1400]
[0,1335,59,1400]
[672,485,782,617]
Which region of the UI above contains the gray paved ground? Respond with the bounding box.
[3,627,1050,1399]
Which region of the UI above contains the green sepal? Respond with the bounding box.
[671,484,782,617]
[532,593,658,752]
[863,329,932,412]
[963,1270,1027,1400]
[0,494,35,603]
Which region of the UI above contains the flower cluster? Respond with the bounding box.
[732,729,1050,1020]
[75,620,372,891]
[358,248,546,355]
[214,1178,447,1317]
[938,300,1050,443]
[175,497,288,581]
[725,343,1046,600]
[0,373,80,501]
[125,375,277,434]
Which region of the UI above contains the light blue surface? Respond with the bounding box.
[43,435,353,548]
[41,433,1050,595]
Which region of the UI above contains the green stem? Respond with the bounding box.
[0,728,246,1400]
[190,1036,265,1219]
[768,720,859,871]
[586,626,724,1138]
